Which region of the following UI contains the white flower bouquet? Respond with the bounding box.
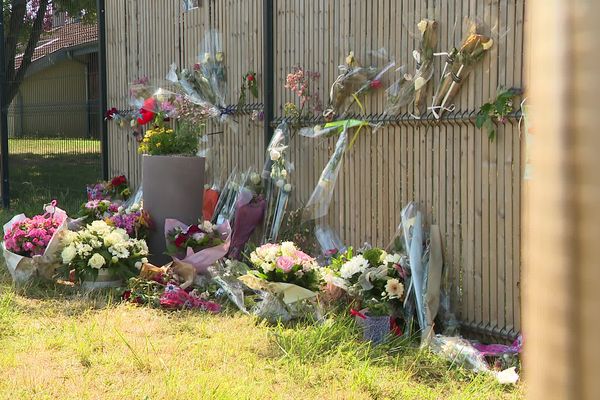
[324,247,407,317]
[59,220,149,283]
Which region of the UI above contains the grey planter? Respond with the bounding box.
[142,155,205,264]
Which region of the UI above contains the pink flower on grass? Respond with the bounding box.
[276,256,296,273]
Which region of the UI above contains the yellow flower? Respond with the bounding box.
[216,52,224,62]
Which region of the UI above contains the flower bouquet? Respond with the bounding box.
[430,20,494,118]
[261,122,293,243]
[386,19,438,115]
[106,203,152,240]
[228,171,266,259]
[87,175,131,202]
[165,219,231,274]
[325,51,395,118]
[2,204,68,283]
[59,220,149,288]
[325,247,407,343]
[79,199,120,223]
[60,221,148,289]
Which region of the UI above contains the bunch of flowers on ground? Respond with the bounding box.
[79,199,119,223]
[60,220,149,282]
[3,213,66,257]
[325,247,406,316]
[106,203,152,240]
[166,220,225,256]
[249,242,321,291]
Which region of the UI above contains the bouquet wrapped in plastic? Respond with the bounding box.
[430,20,494,119]
[86,175,131,202]
[325,50,395,118]
[228,171,266,259]
[386,19,438,115]
[164,219,231,274]
[262,122,293,243]
[2,203,68,283]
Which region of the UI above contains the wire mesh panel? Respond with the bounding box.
[3,6,102,215]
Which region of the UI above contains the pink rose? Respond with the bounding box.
[276,256,295,273]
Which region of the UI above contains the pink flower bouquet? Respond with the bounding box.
[164,219,231,274]
[249,242,321,291]
[2,205,68,283]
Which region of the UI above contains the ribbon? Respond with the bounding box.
[350,308,367,320]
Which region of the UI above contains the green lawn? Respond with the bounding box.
[6,138,101,216]
[0,269,525,399]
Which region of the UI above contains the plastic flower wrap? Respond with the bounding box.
[164,219,231,274]
[325,50,395,118]
[228,171,266,260]
[2,203,69,283]
[385,20,438,115]
[58,220,149,283]
[324,247,407,317]
[430,20,494,118]
[262,122,293,243]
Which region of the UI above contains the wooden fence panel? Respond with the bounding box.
[105,0,525,339]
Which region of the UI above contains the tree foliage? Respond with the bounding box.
[2,0,96,104]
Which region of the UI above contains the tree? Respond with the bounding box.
[2,0,96,105]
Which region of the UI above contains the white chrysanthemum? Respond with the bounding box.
[385,278,404,299]
[280,241,297,257]
[384,253,402,265]
[88,253,106,269]
[61,245,76,264]
[109,242,130,259]
[136,241,149,256]
[76,243,93,257]
[90,239,102,249]
[104,231,126,247]
[340,255,369,279]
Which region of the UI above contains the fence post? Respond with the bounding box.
[262,0,274,148]
[97,0,109,180]
[0,0,10,209]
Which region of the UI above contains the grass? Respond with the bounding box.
[6,137,101,215]
[0,269,525,400]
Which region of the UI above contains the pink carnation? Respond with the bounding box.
[276,256,295,273]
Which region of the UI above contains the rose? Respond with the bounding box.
[111,175,127,187]
[88,253,106,269]
[277,256,295,273]
[61,245,76,264]
[269,149,281,161]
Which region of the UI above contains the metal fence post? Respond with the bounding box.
[0,0,10,209]
[263,0,274,149]
[97,0,109,180]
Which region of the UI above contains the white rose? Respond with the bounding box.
[62,231,79,245]
[104,232,124,247]
[88,253,106,269]
[283,183,292,192]
[269,149,281,161]
[61,245,76,264]
[281,241,297,257]
[201,221,214,233]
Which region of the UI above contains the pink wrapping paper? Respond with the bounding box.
[164,219,231,274]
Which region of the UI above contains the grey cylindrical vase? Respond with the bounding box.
[142,155,205,265]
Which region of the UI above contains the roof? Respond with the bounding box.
[15,21,98,69]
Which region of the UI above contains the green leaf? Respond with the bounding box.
[475,112,489,129]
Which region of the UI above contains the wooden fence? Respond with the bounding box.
[105,0,525,340]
